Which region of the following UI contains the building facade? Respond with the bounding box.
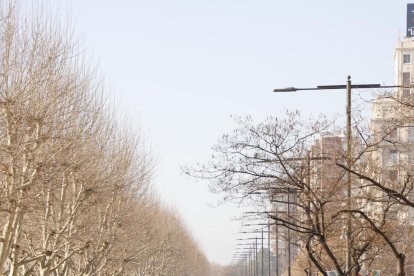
[368,35,414,223]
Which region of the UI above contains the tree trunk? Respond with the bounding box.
[353,262,361,276]
[38,266,51,276]
[397,253,406,276]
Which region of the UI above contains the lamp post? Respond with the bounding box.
[273,76,404,274]
[268,222,271,276]
[262,229,264,276]
[287,191,291,276]
[256,236,258,276]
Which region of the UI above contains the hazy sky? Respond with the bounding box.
[51,1,410,265]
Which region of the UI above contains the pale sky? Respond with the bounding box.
[50,1,409,265]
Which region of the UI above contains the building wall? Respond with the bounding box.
[309,136,344,185]
[368,36,414,223]
[395,37,414,99]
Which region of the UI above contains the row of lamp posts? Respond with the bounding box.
[234,76,408,275]
[235,219,285,276]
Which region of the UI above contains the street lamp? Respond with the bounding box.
[273,76,404,274]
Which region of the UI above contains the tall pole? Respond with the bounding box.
[346,75,352,273]
[255,237,258,276]
[306,155,312,276]
[252,246,254,276]
[245,254,248,276]
[268,222,271,276]
[245,256,247,276]
[275,218,279,276]
[247,255,249,276]
[306,156,311,275]
[261,229,264,276]
[252,245,255,276]
[287,191,291,276]
[250,246,253,276]
[249,247,251,276]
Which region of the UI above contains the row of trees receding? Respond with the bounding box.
[0,2,210,275]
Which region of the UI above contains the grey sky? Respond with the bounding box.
[52,0,409,265]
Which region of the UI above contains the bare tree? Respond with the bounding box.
[186,113,406,276]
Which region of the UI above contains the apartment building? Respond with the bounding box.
[368,35,414,223]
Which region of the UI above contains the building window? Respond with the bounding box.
[402,89,411,98]
[388,170,398,181]
[401,153,409,163]
[407,127,414,142]
[403,54,411,64]
[389,149,398,164]
[384,149,398,167]
[388,129,398,141]
[403,72,411,85]
[382,107,391,118]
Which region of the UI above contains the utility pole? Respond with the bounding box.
[255,237,258,276]
[268,222,271,276]
[345,76,352,273]
[287,190,291,276]
[250,247,252,276]
[261,229,264,276]
[275,213,279,276]
[273,76,405,274]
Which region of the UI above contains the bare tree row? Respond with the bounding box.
[0,2,209,275]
